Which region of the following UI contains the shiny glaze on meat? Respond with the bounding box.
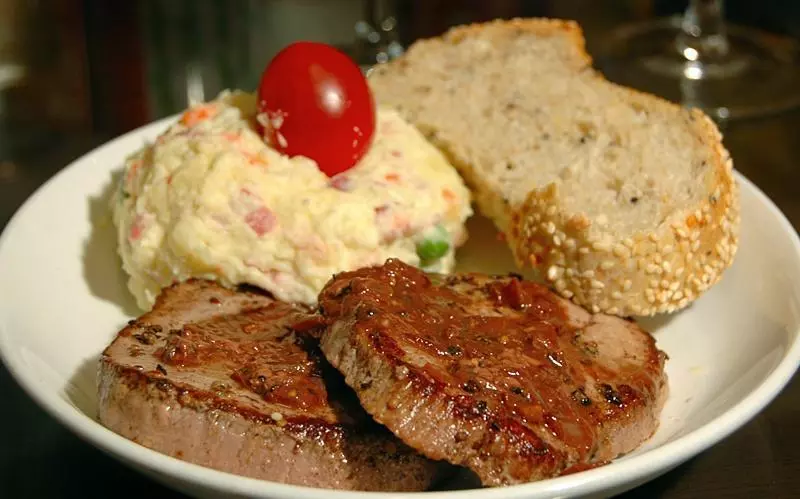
[98,279,439,491]
[319,259,668,486]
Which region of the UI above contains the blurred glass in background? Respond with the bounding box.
[0,0,798,146]
[597,0,800,121]
[134,0,552,121]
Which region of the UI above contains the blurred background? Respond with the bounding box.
[1,0,798,140]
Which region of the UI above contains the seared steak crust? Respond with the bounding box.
[319,259,668,486]
[98,279,438,491]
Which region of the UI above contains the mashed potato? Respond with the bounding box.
[112,91,472,310]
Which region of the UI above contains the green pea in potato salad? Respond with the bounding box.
[112,91,473,310]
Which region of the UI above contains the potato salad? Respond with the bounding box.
[112,91,472,310]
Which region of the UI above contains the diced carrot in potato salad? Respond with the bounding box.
[112,90,472,310]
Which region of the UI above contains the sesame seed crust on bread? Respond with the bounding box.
[368,18,740,317]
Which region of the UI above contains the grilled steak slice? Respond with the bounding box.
[98,279,438,491]
[319,259,668,486]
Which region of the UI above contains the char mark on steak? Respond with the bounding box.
[318,259,668,486]
[98,279,439,491]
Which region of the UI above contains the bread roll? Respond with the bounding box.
[368,18,740,316]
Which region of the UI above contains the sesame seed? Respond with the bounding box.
[578,247,590,255]
[661,280,670,289]
[562,290,574,298]
[657,292,669,303]
[553,235,562,247]
[591,304,600,314]
[623,280,632,291]
[600,261,614,270]
[611,291,623,300]
[623,238,634,248]
[565,268,575,277]
[676,228,687,239]
[546,265,561,281]
[646,263,659,274]
[582,270,595,278]
[649,279,659,288]
[545,222,556,234]
[669,281,680,291]
[613,244,628,257]
[646,294,656,304]
[676,267,685,277]
[691,240,701,252]
[555,278,567,290]
[564,238,577,250]
[591,280,605,289]
[663,244,674,254]
[673,290,684,301]
[703,264,713,276]
[593,241,612,252]
[607,306,619,315]
[271,412,284,421]
[678,297,689,308]
[546,205,557,216]
[648,233,659,243]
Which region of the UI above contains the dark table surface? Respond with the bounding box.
[2,2,800,495]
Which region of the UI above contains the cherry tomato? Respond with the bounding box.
[257,42,376,177]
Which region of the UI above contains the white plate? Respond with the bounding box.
[1,117,799,499]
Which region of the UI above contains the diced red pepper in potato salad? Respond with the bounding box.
[112,91,472,310]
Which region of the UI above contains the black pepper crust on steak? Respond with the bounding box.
[318,259,668,486]
[97,279,439,491]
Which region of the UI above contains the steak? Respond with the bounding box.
[318,259,668,486]
[98,279,439,491]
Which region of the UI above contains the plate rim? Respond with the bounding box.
[1,119,799,498]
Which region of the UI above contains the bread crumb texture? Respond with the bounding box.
[368,18,740,316]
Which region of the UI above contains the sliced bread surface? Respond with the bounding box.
[368,18,740,316]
